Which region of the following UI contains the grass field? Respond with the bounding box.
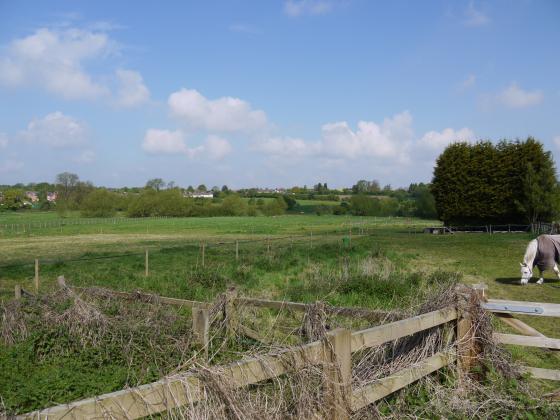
[1,212,559,414]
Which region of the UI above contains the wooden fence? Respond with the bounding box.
[477,284,560,381]
[16,282,560,419]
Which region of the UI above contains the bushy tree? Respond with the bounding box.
[0,189,25,210]
[81,189,117,217]
[220,194,248,216]
[432,138,559,224]
[262,197,288,216]
[146,178,165,191]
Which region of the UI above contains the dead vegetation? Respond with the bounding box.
[1,276,559,418]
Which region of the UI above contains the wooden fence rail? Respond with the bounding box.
[478,284,560,382]
[18,283,560,419]
[21,306,458,419]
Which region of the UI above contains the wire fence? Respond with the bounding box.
[0,228,371,272]
[0,215,435,237]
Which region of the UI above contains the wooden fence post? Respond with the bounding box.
[15,285,22,300]
[224,286,238,339]
[455,285,482,385]
[145,249,149,277]
[235,240,239,261]
[267,237,271,257]
[201,243,206,268]
[192,306,210,361]
[34,258,40,293]
[324,328,351,419]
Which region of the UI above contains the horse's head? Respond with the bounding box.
[520,262,532,284]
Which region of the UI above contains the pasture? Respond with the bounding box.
[1,213,559,415]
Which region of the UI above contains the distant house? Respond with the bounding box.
[186,191,214,199]
[25,191,39,203]
[256,188,286,194]
[47,192,58,202]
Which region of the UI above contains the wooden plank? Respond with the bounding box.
[21,373,203,419]
[145,249,149,277]
[495,313,546,337]
[192,307,210,360]
[493,333,560,350]
[484,299,560,317]
[22,340,324,419]
[351,307,457,352]
[14,284,21,300]
[520,366,560,381]
[238,297,400,320]
[238,297,309,311]
[351,352,455,411]
[74,287,208,308]
[34,259,39,293]
[324,328,352,419]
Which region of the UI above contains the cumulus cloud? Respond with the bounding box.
[497,83,543,108]
[0,27,113,99]
[254,111,476,172]
[142,129,231,160]
[168,88,268,133]
[255,112,414,162]
[143,129,189,154]
[205,135,232,160]
[284,0,334,17]
[0,26,149,106]
[18,112,88,148]
[254,136,320,157]
[418,127,475,150]
[115,69,150,107]
[464,1,490,26]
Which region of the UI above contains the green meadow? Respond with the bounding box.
[1,213,559,414]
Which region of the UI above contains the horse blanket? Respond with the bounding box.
[534,234,560,271]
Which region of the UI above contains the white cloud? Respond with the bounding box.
[115,69,150,107]
[0,26,150,106]
[143,129,189,155]
[168,88,268,133]
[0,159,24,173]
[254,136,320,157]
[322,112,413,160]
[418,127,475,150]
[497,83,543,108]
[284,0,334,17]
[205,135,232,160]
[0,133,8,148]
[18,112,88,148]
[464,1,490,26]
[142,129,231,160]
[254,111,476,173]
[0,27,113,99]
[255,111,414,162]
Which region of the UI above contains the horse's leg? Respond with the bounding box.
[554,264,560,280]
[537,268,544,284]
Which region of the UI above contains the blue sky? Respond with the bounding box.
[0,0,559,188]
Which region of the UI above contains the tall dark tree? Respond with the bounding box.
[431,138,559,224]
